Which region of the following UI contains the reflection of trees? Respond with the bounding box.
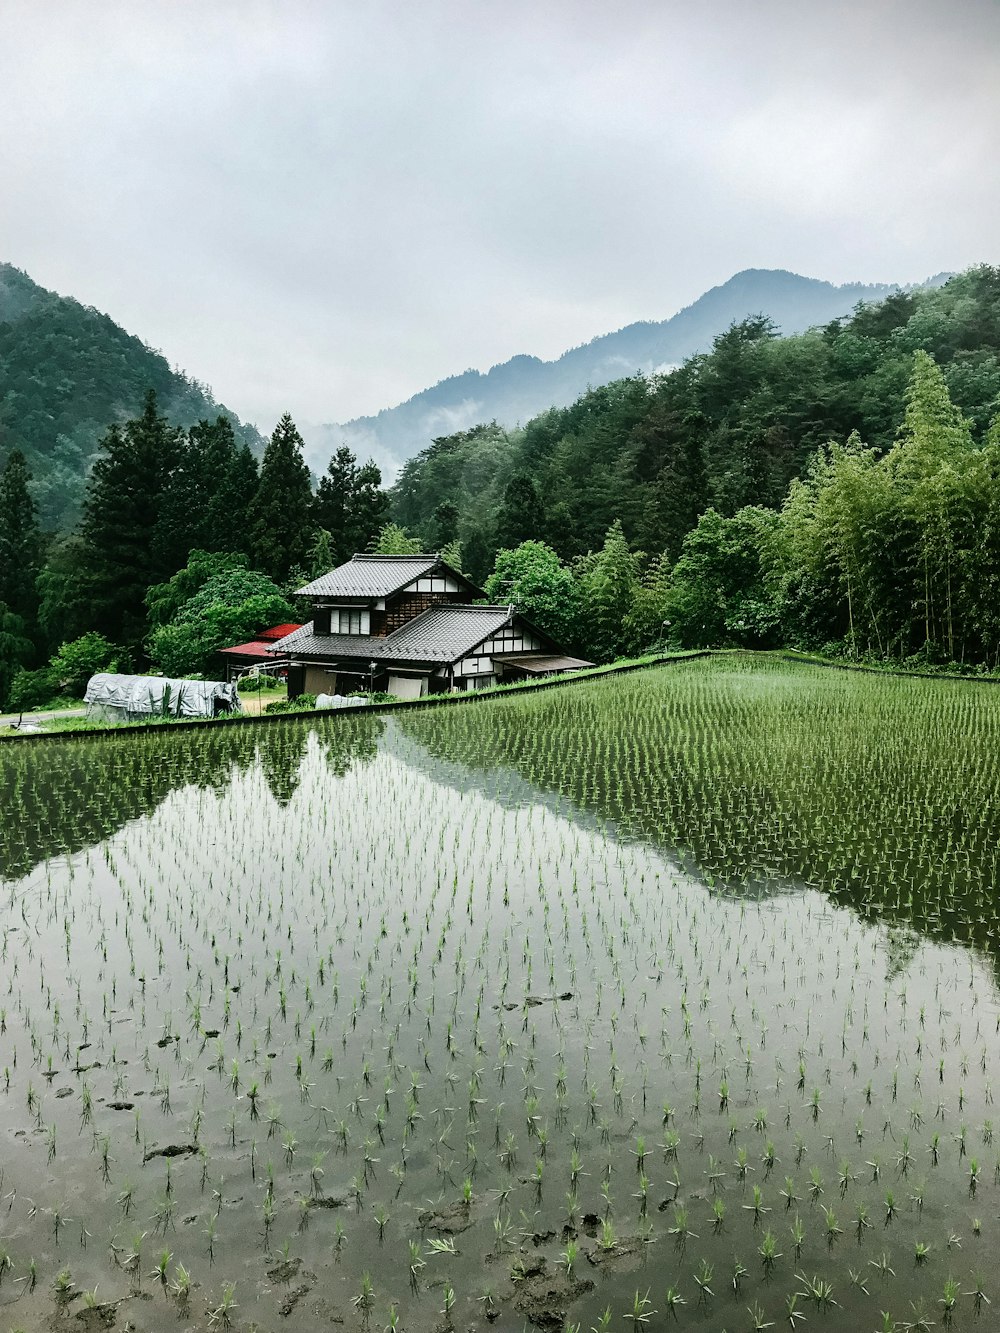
[317,713,382,778]
[257,714,384,805]
[395,672,1000,974]
[258,727,310,808]
[1,713,385,881]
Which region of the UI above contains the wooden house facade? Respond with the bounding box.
[271,554,591,699]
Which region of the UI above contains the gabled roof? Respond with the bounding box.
[296,554,446,599]
[271,604,517,666]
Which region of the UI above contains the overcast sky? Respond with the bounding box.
[2,1,998,432]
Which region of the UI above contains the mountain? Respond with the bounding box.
[0,263,265,530]
[307,268,950,476]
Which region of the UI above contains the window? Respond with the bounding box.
[465,674,495,691]
[331,609,369,634]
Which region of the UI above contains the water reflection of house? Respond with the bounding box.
[271,554,591,699]
[218,623,304,681]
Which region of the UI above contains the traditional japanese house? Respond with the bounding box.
[271,553,590,699]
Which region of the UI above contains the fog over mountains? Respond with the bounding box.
[0,260,950,527]
[304,268,950,476]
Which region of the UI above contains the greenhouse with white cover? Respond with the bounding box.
[83,674,241,723]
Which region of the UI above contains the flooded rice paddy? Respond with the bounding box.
[1,655,1000,1332]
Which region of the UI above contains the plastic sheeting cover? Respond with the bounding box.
[84,674,242,721]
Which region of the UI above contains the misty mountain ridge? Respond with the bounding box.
[307,268,951,476]
[1,261,952,528]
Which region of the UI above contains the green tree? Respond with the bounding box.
[888,350,977,658]
[0,449,42,633]
[483,541,578,645]
[7,665,58,713]
[145,549,249,629]
[78,391,183,647]
[308,528,334,578]
[494,474,544,551]
[429,501,460,552]
[218,443,261,557]
[312,446,357,563]
[0,604,33,708]
[665,507,781,648]
[348,460,390,553]
[623,551,674,653]
[372,523,424,554]
[311,448,389,564]
[772,434,895,656]
[36,536,100,656]
[146,567,295,677]
[439,538,464,572]
[573,521,642,662]
[48,631,123,696]
[248,413,314,582]
[157,416,259,561]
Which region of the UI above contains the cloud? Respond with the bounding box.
[1,0,996,433]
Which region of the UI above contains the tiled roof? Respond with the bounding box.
[383,605,514,662]
[295,554,442,599]
[272,625,385,659]
[271,605,515,666]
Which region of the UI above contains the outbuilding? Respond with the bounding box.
[84,674,241,723]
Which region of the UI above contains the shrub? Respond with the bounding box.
[49,633,124,695]
[264,693,318,714]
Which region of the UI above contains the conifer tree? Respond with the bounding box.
[0,604,33,709]
[79,391,182,646]
[186,417,259,556]
[0,449,42,630]
[348,460,390,555]
[219,443,261,557]
[312,446,357,562]
[313,448,389,563]
[494,474,544,551]
[248,414,314,583]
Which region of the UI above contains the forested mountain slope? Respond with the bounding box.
[311,268,944,473]
[0,264,264,529]
[390,266,1000,582]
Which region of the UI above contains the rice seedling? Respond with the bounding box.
[208,1280,238,1327]
[170,1260,192,1302]
[622,1288,655,1327]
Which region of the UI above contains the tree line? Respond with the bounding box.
[0,400,391,708]
[391,267,1000,572]
[387,266,1000,669]
[412,349,1000,672]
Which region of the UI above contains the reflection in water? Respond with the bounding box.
[0,713,385,879]
[397,657,1000,968]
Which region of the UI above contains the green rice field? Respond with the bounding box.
[1,654,999,1331]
